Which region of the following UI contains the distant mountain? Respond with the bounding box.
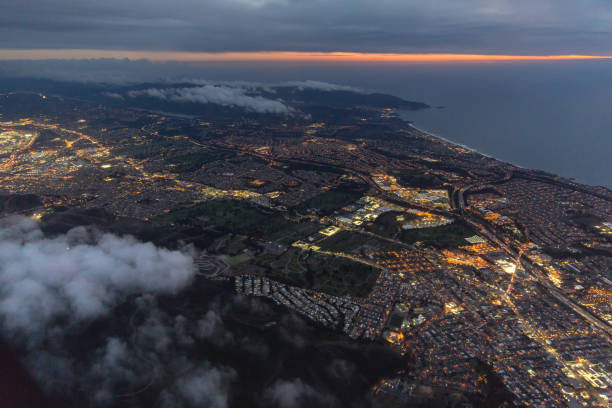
[0,78,430,118]
[270,87,429,110]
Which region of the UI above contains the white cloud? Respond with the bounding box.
[263,378,336,407]
[282,80,365,93]
[0,216,196,345]
[171,366,236,408]
[195,309,235,347]
[103,91,124,99]
[128,85,292,114]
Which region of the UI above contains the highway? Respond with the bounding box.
[454,177,612,337]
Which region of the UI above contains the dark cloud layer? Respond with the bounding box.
[1,0,612,54]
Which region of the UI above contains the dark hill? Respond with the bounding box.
[0,194,42,213]
[273,87,430,110]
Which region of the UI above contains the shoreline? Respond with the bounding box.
[397,110,612,190]
[405,122,611,189]
[406,122,523,168]
[396,109,494,158]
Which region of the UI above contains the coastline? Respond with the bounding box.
[399,115,528,169]
[400,114,495,160]
[396,107,610,190]
[396,109,487,154]
[406,122,611,189]
[406,121,523,167]
[408,123,491,156]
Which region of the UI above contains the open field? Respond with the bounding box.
[399,222,476,248]
[252,247,380,297]
[318,230,405,254]
[295,190,362,215]
[157,199,317,242]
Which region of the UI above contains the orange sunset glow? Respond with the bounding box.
[1,49,612,62]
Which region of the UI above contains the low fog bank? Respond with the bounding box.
[0,216,403,407]
[0,216,196,344]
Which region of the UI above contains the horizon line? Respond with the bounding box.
[1,49,612,62]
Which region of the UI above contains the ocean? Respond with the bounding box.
[388,61,612,189]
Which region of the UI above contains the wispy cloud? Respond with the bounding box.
[263,378,336,407]
[127,85,292,114]
[281,80,365,93]
[161,365,236,408]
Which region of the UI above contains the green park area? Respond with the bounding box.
[253,247,379,298]
[399,222,476,248]
[318,230,404,254]
[295,190,361,215]
[366,211,414,239]
[156,199,318,243]
[166,150,233,173]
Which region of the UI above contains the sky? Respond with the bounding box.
[2,0,612,58]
